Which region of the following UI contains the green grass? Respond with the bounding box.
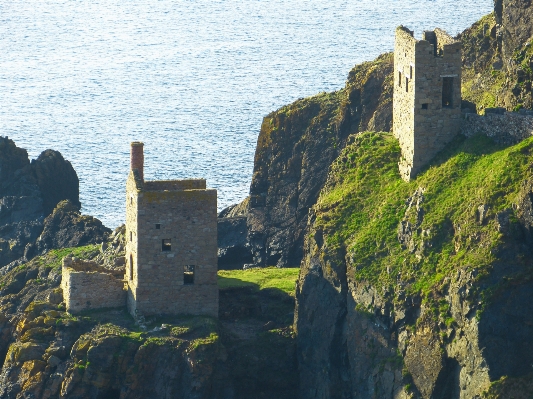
[315,131,533,300]
[218,267,300,296]
[41,244,100,270]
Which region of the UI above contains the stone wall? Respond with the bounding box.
[394,26,416,179]
[126,170,218,318]
[143,179,206,191]
[462,111,533,144]
[394,26,462,181]
[61,257,126,314]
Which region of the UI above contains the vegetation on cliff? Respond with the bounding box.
[0,242,298,399]
[245,52,393,268]
[218,267,299,295]
[296,130,533,397]
[460,12,533,112]
[316,131,533,300]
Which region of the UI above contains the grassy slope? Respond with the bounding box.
[218,267,299,296]
[315,131,533,300]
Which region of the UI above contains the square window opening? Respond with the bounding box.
[184,265,195,285]
[162,239,171,252]
[155,224,161,229]
[422,103,429,110]
[442,77,454,108]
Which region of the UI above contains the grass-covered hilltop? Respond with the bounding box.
[1,1,533,398]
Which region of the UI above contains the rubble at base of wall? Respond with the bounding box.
[61,257,126,314]
[461,111,533,145]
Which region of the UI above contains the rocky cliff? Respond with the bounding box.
[295,132,533,398]
[292,3,533,397]
[461,1,533,112]
[233,53,394,268]
[0,137,109,268]
[219,0,533,271]
[0,233,298,399]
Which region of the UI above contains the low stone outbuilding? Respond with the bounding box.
[61,257,125,313]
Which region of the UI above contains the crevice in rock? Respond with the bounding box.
[433,357,461,399]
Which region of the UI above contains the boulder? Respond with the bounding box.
[35,200,111,253]
[0,136,108,268]
[31,149,80,215]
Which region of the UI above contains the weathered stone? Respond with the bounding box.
[47,355,61,368]
[61,257,126,314]
[394,27,462,181]
[478,204,489,224]
[125,143,218,318]
[8,342,45,363]
[461,112,533,145]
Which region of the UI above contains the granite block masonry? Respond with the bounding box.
[461,110,533,145]
[61,257,125,313]
[62,142,219,318]
[394,26,462,181]
[126,142,219,318]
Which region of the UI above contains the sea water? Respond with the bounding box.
[0,0,493,228]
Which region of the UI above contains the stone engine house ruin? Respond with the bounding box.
[393,26,462,181]
[126,142,218,318]
[61,142,219,318]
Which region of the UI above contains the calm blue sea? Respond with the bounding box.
[0,0,493,228]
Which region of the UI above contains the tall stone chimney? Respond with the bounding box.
[130,142,144,181]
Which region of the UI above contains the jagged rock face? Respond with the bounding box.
[218,200,253,269]
[31,149,80,216]
[33,200,111,257]
[461,1,533,111]
[0,137,100,268]
[246,54,393,267]
[497,0,533,110]
[296,201,533,398]
[495,0,533,65]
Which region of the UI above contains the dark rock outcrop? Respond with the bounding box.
[0,136,106,267]
[243,53,393,267]
[31,149,80,216]
[218,200,253,269]
[34,200,110,256]
[218,216,252,269]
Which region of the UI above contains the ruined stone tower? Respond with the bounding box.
[125,142,218,318]
[393,26,462,181]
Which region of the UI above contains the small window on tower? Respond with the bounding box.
[442,77,454,108]
[162,239,171,252]
[184,265,195,285]
[422,103,429,110]
[398,71,402,87]
[155,224,161,229]
[130,232,132,242]
[410,65,413,78]
[405,77,409,92]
